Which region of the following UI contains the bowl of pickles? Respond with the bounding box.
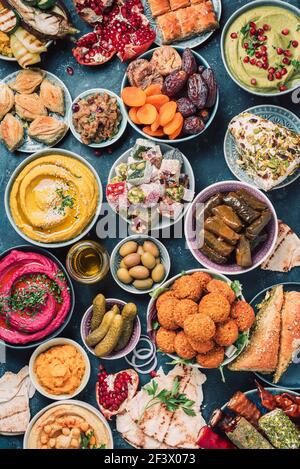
[110,235,171,294]
[185,180,278,275]
[80,294,141,360]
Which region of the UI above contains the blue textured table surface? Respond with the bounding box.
[0,0,299,450]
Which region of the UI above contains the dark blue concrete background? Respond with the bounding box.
[0,0,299,449]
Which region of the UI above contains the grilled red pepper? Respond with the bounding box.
[197,426,236,450]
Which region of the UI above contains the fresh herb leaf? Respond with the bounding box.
[80,431,106,450]
[235,331,249,354]
[166,357,195,366]
[152,320,160,331]
[55,188,75,215]
[291,59,300,69]
[219,366,226,383]
[149,286,169,300]
[297,25,300,32]
[240,23,250,35]
[231,280,242,297]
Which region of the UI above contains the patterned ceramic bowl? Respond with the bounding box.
[184,180,278,275]
[80,298,141,359]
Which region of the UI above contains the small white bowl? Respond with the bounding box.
[110,234,171,295]
[23,399,114,449]
[69,88,127,148]
[29,338,91,401]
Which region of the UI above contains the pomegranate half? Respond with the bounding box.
[96,368,139,419]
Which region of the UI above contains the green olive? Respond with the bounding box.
[117,268,133,284]
[151,263,165,283]
[141,252,156,270]
[133,278,154,290]
[119,241,138,257]
[123,253,141,268]
[143,240,159,258]
[129,265,150,279]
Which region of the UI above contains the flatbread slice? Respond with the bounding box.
[274,291,300,383]
[261,221,300,272]
[229,285,283,373]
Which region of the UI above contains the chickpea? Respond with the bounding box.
[70,438,80,449]
[89,436,96,446]
[48,438,56,448]
[62,428,71,436]
[40,435,48,445]
[43,425,52,434]
[80,422,89,432]
[72,428,81,438]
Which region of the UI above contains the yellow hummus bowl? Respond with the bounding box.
[5,148,103,248]
[221,0,300,96]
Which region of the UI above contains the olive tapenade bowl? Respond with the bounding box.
[0,245,75,350]
[120,46,219,143]
[69,88,127,148]
[184,180,278,275]
[80,298,141,360]
[220,0,300,97]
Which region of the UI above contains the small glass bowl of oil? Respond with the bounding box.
[66,240,110,284]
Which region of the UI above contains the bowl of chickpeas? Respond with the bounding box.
[110,235,171,295]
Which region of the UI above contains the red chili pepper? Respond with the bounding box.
[284,404,300,419]
[255,381,276,410]
[197,426,236,450]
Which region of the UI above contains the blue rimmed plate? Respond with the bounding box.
[251,282,300,390]
[224,105,300,191]
[142,0,222,48]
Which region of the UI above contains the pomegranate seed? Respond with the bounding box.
[66,66,74,76]
[282,29,289,36]
[292,40,299,48]
[255,51,262,58]
[150,370,157,378]
[263,24,270,31]
[250,58,256,65]
[282,57,291,65]
[262,63,268,69]
[268,67,275,74]
[230,32,238,39]
[267,73,274,81]
[251,78,257,85]
[284,50,292,57]
[262,55,268,63]
[281,68,287,76]
[250,27,256,35]
[94,150,102,157]
[250,21,256,28]
[275,71,282,79]
[260,45,267,52]
[72,103,80,112]
[279,85,287,91]
[257,35,265,42]
[107,147,113,154]
[244,42,249,49]
[256,60,263,68]
[243,56,250,63]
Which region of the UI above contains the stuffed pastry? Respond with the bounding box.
[9,69,45,94]
[40,79,65,116]
[28,116,67,145]
[0,83,14,120]
[15,93,47,121]
[0,113,24,151]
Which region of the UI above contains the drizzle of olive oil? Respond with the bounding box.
[72,247,102,278]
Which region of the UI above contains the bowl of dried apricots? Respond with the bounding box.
[120,46,219,143]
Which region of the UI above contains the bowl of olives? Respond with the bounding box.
[110,235,171,294]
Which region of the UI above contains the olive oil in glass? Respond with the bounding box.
[66,240,109,284]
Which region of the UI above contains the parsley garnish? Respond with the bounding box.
[139,377,196,422]
[55,188,75,215]
[297,25,300,32]
[240,23,250,36]
[291,59,300,69]
[80,431,106,450]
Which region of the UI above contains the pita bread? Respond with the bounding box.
[261,221,300,272]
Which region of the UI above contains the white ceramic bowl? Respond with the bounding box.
[23,399,114,449]
[4,148,103,248]
[220,0,300,97]
[80,298,141,359]
[147,268,247,368]
[184,180,278,275]
[29,338,91,401]
[110,235,171,295]
[107,142,195,231]
[69,88,127,148]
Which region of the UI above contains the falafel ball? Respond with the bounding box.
[196,346,225,368]
[174,331,196,360]
[172,275,202,302]
[183,314,216,341]
[198,292,230,323]
[214,319,239,347]
[156,290,175,309]
[187,336,214,353]
[231,300,255,332]
[156,327,176,353]
[206,279,236,304]
[157,298,179,330]
[191,272,212,290]
[173,299,198,327]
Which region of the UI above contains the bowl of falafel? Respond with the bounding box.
[147,269,255,369]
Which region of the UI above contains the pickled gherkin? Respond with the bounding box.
[94,315,124,357]
[86,305,119,347]
[90,293,106,331]
[115,303,138,351]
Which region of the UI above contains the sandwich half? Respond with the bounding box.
[229,285,283,373]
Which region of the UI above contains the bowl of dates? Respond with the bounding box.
[120,46,219,143]
[184,180,278,275]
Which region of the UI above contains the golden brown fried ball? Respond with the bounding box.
[174,331,196,360]
[157,298,179,330]
[198,292,230,323]
[183,314,216,341]
[196,346,225,368]
[173,299,198,328]
[206,279,236,304]
[156,327,176,353]
[172,275,202,302]
[156,290,175,309]
[231,300,255,332]
[187,336,214,353]
[214,319,239,347]
[191,272,212,290]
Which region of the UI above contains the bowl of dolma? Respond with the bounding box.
[184,180,278,275]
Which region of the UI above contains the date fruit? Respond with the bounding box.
[183,115,205,135]
[182,48,197,76]
[162,70,188,97]
[176,97,197,117]
[201,68,218,108]
[187,73,208,109]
